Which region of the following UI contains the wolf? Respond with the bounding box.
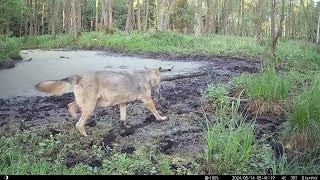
[35,67,167,136]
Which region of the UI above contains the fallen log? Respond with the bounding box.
[161,71,207,81]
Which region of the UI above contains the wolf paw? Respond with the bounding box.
[157,116,168,121]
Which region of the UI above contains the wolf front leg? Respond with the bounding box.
[142,96,167,121]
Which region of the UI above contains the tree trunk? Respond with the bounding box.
[51,0,56,38]
[300,0,315,42]
[125,0,133,33]
[100,0,108,31]
[137,0,142,31]
[62,0,66,33]
[255,0,262,43]
[24,0,29,36]
[240,0,244,36]
[65,0,70,33]
[271,0,276,43]
[107,0,112,32]
[29,0,33,36]
[206,0,214,33]
[164,0,175,31]
[271,0,285,56]
[71,0,78,41]
[158,0,165,31]
[194,0,202,36]
[41,0,45,35]
[143,0,149,31]
[317,15,320,44]
[95,0,99,31]
[34,0,38,35]
[223,0,227,35]
[237,0,241,36]
[77,0,82,34]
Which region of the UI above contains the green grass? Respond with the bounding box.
[0,132,94,175]
[203,84,229,111]
[285,74,320,154]
[202,84,320,174]
[0,128,192,175]
[232,68,289,102]
[204,115,256,174]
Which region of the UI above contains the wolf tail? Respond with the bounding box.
[35,75,81,96]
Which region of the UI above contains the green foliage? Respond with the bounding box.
[276,40,320,71]
[288,74,320,153]
[204,94,256,174]
[0,0,25,33]
[0,129,191,175]
[232,68,289,101]
[0,35,21,61]
[0,132,93,175]
[202,85,320,175]
[205,84,229,110]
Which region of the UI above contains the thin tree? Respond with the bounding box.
[300,0,315,42]
[158,0,165,31]
[41,0,45,35]
[137,0,142,31]
[24,0,29,36]
[125,0,133,33]
[95,0,99,31]
[29,0,33,36]
[100,0,108,31]
[194,0,202,36]
[34,0,38,35]
[143,0,149,31]
[164,0,175,30]
[50,0,56,38]
[71,0,78,41]
[77,0,82,34]
[222,0,228,34]
[107,0,112,32]
[317,14,320,44]
[254,0,262,43]
[271,0,285,56]
[206,0,214,33]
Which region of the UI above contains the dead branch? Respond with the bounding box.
[160,66,174,72]
[161,71,207,81]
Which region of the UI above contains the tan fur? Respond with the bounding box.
[35,68,166,136]
[35,81,72,96]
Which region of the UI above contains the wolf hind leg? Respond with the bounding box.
[74,88,97,137]
[75,101,96,137]
[67,101,79,119]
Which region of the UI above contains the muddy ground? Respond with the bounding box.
[0,52,286,168]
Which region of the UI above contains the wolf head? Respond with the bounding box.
[144,67,161,94]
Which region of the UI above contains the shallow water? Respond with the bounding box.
[0,49,204,97]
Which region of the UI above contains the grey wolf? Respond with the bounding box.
[35,67,167,136]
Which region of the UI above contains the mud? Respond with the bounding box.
[0,50,287,168]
